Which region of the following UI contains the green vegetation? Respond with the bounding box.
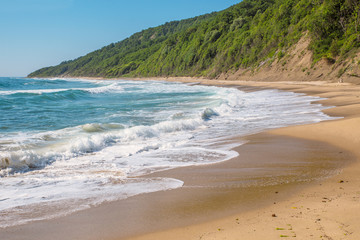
[29,0,360,78]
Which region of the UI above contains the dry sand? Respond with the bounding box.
[124,79,360,240]
[1,79,359,240]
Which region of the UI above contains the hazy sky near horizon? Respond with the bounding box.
[0,0,240,77]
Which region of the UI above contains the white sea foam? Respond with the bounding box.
[0,82,123,95]
[82,82,124,94]
[0,88,70,95]
[0,117,204,172]
[0,79,337,228]
[0,177,183,228]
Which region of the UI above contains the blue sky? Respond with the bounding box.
[0,0,240,77]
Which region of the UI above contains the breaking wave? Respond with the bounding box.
[0,77,336,228]
[0,82,123,96]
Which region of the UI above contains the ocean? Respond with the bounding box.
[0,77,334,227]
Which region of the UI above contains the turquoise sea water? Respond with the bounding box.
[0,77,334,227]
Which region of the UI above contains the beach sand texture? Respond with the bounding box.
[1,80,359,240]
[126,80,360,240]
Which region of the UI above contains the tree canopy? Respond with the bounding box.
[29,0,360,78]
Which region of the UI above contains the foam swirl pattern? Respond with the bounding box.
[0,77,334,227]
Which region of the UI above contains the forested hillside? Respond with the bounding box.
[29,0,360,79]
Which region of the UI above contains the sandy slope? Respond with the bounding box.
[126,80,360,240]
[24,32,360,239]
[2,79,359,240]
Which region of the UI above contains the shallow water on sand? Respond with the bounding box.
[0,77,335,227]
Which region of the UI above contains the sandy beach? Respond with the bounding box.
[3,0,360,238]
[1,79,360,240]
[125,79,360,240]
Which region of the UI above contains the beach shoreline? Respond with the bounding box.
[126,78,360,240]
[2,78,360,240]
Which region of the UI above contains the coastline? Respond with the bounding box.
[2,78,360,240]
[127,79,360,240]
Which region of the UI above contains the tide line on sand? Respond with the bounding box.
[127,79,360,240]
[1,79,360,240]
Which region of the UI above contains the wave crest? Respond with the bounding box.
[0,117,204,175]
[83,83,123,94]
[0,83,123,96]
[201,108,219,120]
[81,123,124,133]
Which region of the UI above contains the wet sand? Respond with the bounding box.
[1,80,360,240]
[124,80,360,240]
